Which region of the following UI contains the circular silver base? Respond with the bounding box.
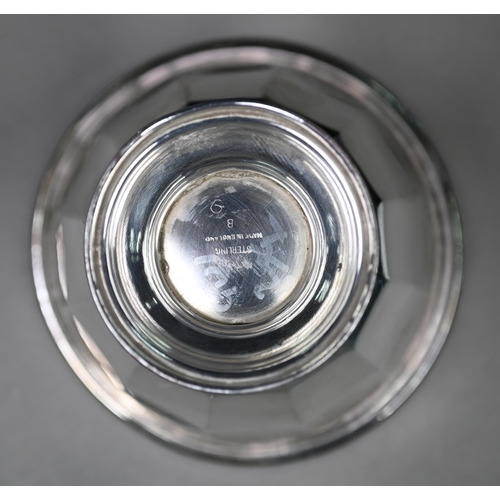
[32,43,462,460]
[158,167,314,329]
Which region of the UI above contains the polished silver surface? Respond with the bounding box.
[158,167,314,327]
[31,43,462,460]
[86,101,377,389]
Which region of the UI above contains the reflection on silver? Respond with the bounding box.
[32,43,462,460]
[159,168,313,327]
[86,101,377,386]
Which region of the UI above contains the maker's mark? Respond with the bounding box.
[160,168,312,325]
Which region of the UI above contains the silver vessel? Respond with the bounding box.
[32,43,462,460]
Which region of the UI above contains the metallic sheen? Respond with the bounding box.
[86,101,376,388]
[159,168,314,328]
[32,43,462,461]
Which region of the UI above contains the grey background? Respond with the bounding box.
[1,15,499,485]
